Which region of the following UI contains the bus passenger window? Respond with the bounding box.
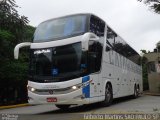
[90,15,105,37]
[106,27,116,50]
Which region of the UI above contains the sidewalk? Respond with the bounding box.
[143,91,160,96]
[0,103,28,110]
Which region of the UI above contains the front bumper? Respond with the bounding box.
[28,88,89,105]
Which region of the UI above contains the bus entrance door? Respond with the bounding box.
[89,74,100,98]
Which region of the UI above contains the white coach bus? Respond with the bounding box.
[14,13,142,109]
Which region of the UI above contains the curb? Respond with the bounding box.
[0,103,29,110]
[143,92,160,96]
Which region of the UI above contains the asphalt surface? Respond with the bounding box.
[0,95,160,120]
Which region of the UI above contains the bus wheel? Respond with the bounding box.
[133,85,139,98]
[55,105,70,110]
[102,84,113,106]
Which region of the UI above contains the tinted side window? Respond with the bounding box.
[107,26,141,65]
[114,36,127,57]
[106,27,117,50]
[114,36,140,64]
[88,41,103,73]
[90,15,105,37]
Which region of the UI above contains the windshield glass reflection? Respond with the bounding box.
[29,42,88,82]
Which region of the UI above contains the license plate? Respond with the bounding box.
[47,97,57,102]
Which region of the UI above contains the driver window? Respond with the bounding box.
[88,41,103,73]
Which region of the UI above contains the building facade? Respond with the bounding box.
[144,41,160,93]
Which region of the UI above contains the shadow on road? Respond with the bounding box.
[40,95,138,114]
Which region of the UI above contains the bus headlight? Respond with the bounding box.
[28,86,36,92]
[31,87,36,92]
[71,83,82,91]
[72,86,77,90]
[71,79,93,91]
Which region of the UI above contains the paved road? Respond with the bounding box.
[0,95,160,120]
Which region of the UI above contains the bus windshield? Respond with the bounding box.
[29,42,88,82]
[34,15,87,42]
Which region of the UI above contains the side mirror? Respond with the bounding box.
[81,32,99,51]
[14,42,31,59]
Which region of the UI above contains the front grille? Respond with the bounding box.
[33,87,72,95]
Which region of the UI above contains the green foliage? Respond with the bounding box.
[0,30,15,60]
[0,61,28,82]
[0,30,15,40]
[23,25,35,42]
[138,0,160,14]
[0,0,29,40]
[142,62,149,90]
[0,0,35,105]
[141,55,149,90]
[141,49,147,54]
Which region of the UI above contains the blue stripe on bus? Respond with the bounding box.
[82,76,90,98]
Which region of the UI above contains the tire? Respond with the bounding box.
[133,85,139,98]
[102,84,113,106]
[55,104,70,110]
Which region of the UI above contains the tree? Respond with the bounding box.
[140,50,149,91]
[142,56,149,90]
[0,0,35,105]
[141,49,147,54]
[0,0,29,41]
[138,0,160,14]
